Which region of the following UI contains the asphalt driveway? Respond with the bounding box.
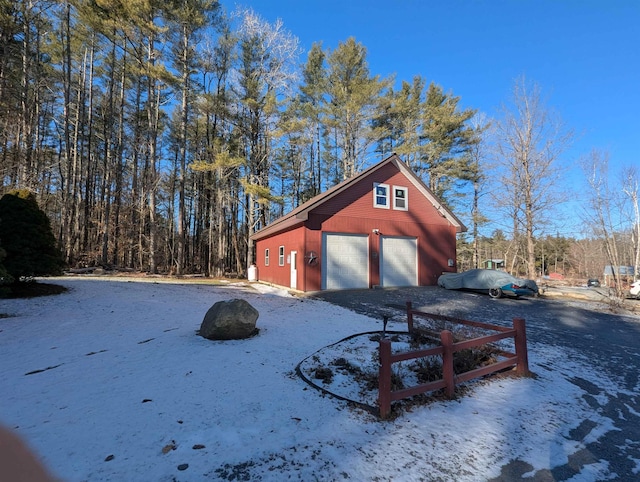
[308,286,640,481]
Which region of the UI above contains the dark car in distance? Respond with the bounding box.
[587,279,601,287]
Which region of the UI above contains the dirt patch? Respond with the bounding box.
[298,327,503,417]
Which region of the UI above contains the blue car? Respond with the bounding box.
[438,269,539,299]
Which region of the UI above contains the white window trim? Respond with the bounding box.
[264,248,270,266]
[393,186,408,211]
[373,183,390,209]
[278,246,285,266]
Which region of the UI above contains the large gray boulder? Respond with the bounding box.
[199,299,259,340]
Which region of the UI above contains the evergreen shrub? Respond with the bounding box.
[0,190,65,282]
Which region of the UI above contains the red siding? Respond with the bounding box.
[315,164,450,228]
[310,164,456,287]
[254,227,306,290]
[254,162,458,291]
[310,215,456,287]
[302,227,323,291]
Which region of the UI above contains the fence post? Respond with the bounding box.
[513,318,530,376]
[406,301,414,333]
[379,338,392,419]
[441,330,455,398]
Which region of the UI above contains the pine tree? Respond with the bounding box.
[419,82,477,201]
[325,37,390,181]
[298,42,328,196]
[166,0,220,274]
[382,76,425,167]
[233,7,300,271]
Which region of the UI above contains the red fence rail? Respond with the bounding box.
[378,301,529,418]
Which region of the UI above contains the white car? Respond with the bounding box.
[630,280,640,299]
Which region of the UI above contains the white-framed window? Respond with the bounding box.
[264,248,270,266]
[278,246,285,266]
[393,186,408,210]
[373,183,390,209]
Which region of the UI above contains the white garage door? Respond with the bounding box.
[380,236,418,287]
[323,233,369,290]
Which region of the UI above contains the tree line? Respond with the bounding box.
[1,0,638,286]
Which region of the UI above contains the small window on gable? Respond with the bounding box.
[264,248,270,266]
[373,183,390,209]
[393,186,408,211]
[278,246,285,266]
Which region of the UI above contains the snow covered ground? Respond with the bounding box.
[0,277,634,481]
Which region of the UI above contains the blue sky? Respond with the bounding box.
[239,0,639,234]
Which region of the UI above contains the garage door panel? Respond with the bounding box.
[381,237,417,287]
[323,234,369,290]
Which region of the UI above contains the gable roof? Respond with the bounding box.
[250,154,467,241]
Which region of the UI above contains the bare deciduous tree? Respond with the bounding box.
[494,77,572,279]
[622,166,640,282]
[581,150,629,299]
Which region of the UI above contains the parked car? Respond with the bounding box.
[587,278,601,287]
[630,280,640,299]
[437,269,539,299]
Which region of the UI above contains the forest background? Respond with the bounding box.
[1,0,638,291]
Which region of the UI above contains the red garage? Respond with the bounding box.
[249,154,466,292]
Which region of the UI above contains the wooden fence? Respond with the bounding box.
[378,301,529,419]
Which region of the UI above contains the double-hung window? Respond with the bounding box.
[393,186,408,210]
[373,183,390,208]
[278,246,285,266]
[264,248,270,266]
[374,183,408,210]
